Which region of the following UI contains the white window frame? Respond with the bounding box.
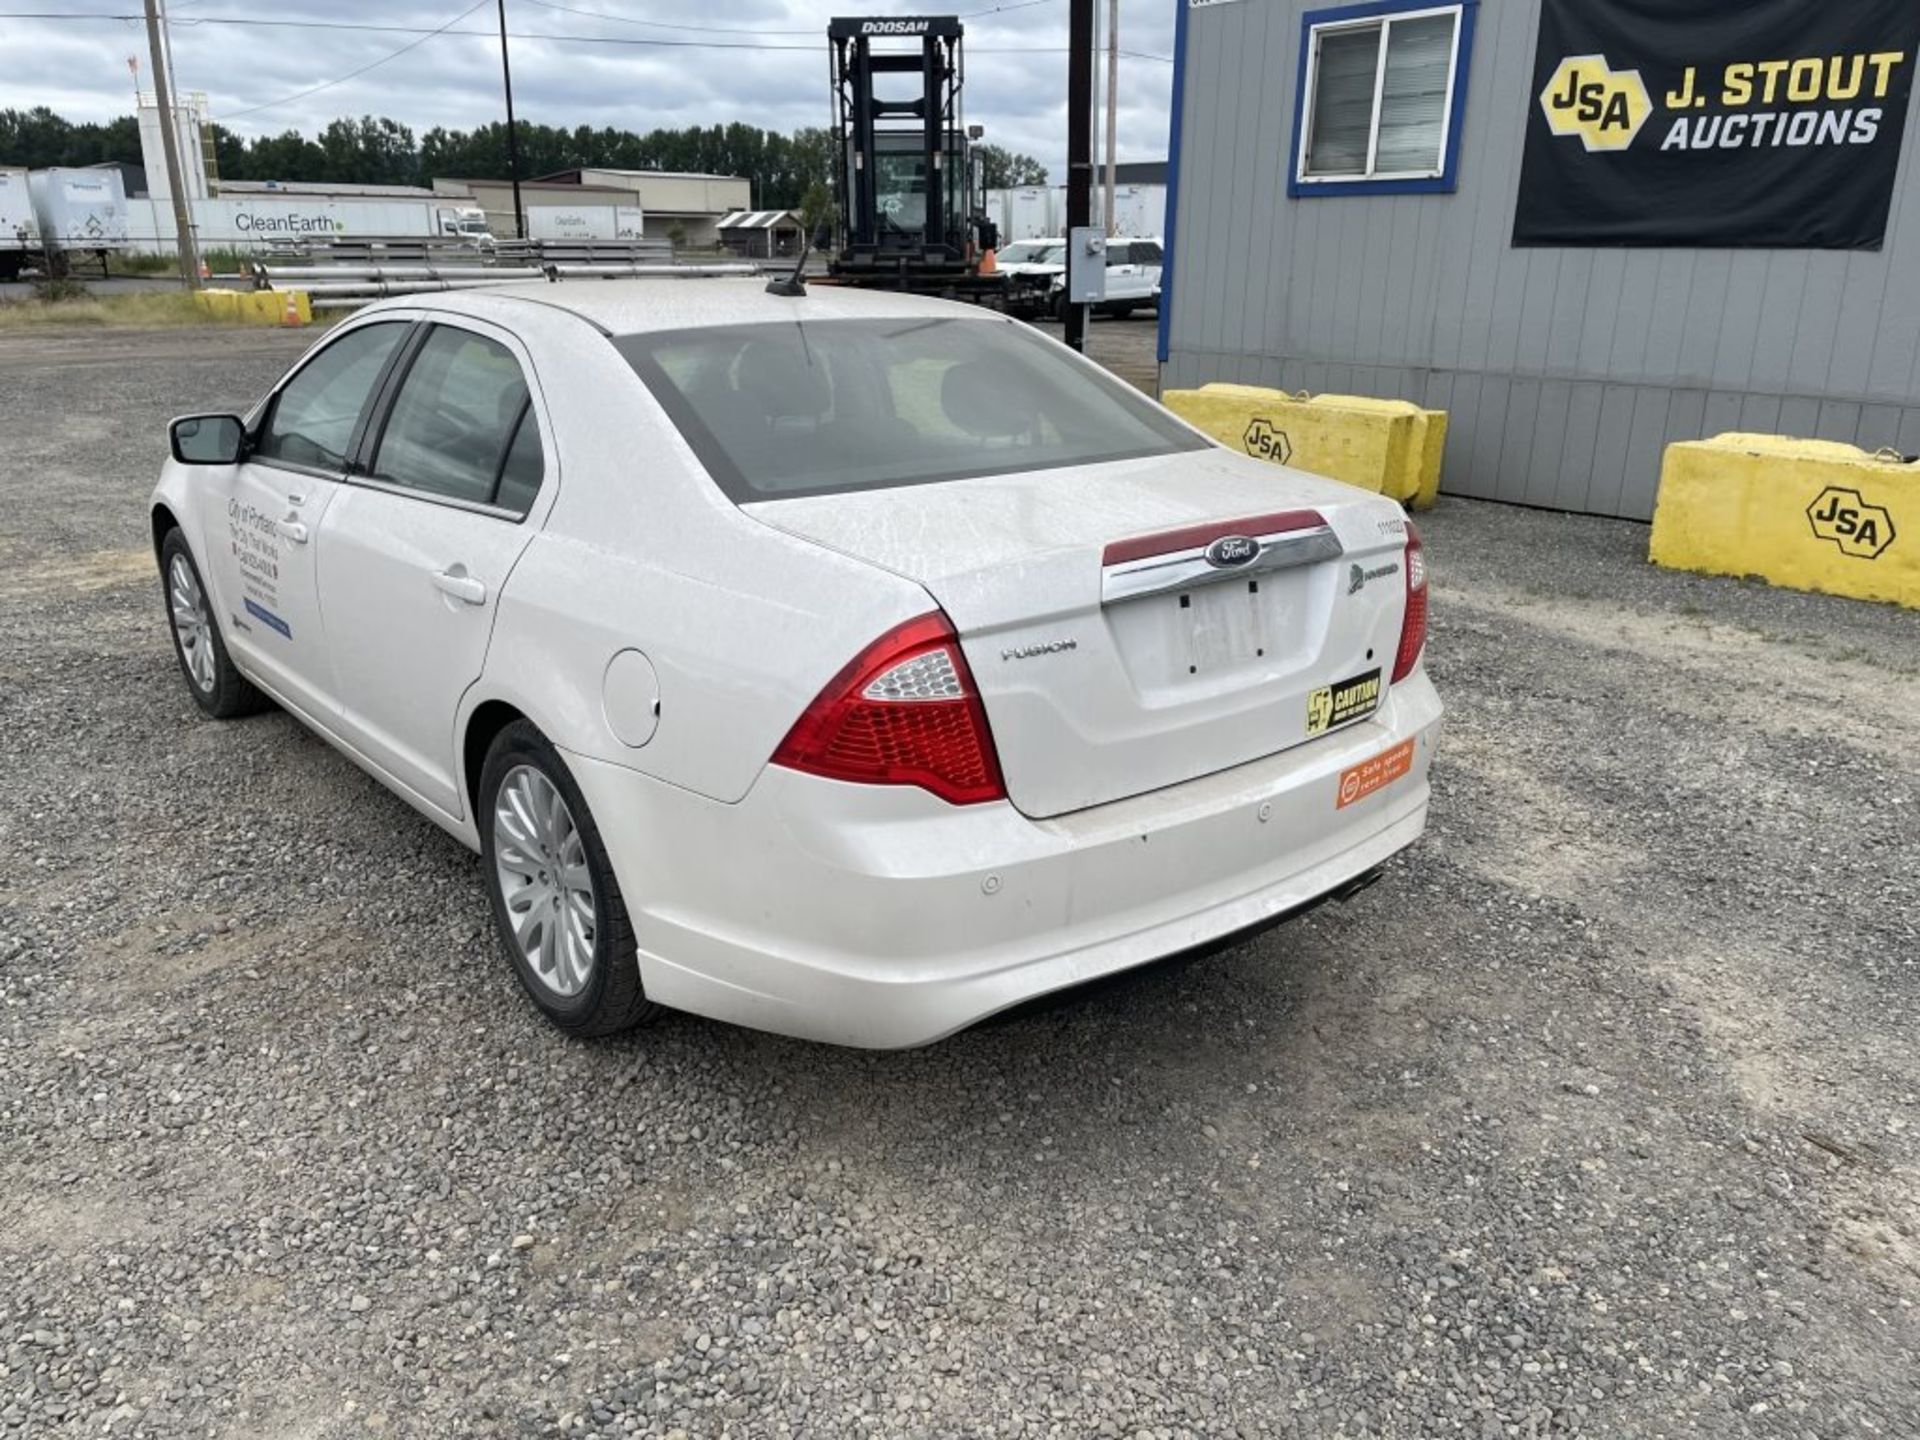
[1296,3,1465,186]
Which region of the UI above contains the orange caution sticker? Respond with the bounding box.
[1336,737,1416,809]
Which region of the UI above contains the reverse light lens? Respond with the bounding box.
[773,612,1006,806]
[1392,523,1429,684]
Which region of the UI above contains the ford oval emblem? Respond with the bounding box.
[1204,534,1260,568]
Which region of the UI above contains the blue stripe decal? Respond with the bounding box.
[244,598,292,639]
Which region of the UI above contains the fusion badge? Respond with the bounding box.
[1306,667,1382,736]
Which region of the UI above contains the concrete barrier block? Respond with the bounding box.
[1163,383,1445,505]
[249,290,311,325]
[1312,394,1447,509]
[189,288,310,325]
[1649,433,1918,609]
[190,289,240,320]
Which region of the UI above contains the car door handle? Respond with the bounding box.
[431,568,488,606]
[277,519,309,544]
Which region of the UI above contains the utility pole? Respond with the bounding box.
[1102,0,1119,236]
[142,0,200,289]
[497,0,525,239]
[1064,0,1093,353]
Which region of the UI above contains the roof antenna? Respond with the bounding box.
[766,220,832,297]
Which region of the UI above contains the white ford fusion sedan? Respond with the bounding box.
[151,278,1441,1047]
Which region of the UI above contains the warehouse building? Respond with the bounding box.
[1159,0,1920,518]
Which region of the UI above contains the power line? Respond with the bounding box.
[510,0,1053,33]
[217,0,493,122]
[510,0,817,36]
[0,11,1170,57]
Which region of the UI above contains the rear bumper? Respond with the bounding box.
[566,670,1442,1048]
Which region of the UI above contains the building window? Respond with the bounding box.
[1290,1,1476,196]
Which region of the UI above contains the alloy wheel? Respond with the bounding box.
[491,764,598,997]
[168,554,216,694]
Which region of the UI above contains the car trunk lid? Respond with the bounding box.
[744,448,1413,819]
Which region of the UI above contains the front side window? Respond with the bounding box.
[255,321,409,471]
[370,326,543,513]
[1297,4,1467,189]
[616,317,1206,503]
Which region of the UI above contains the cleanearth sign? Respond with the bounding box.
[1514,0,1920,249]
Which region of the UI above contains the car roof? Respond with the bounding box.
[393,276,996,338]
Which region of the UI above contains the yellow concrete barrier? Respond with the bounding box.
[190,288,311,326]
[1649,433,1918,609]
[1162,383,1445,508]
[1315,394,1448,510]
[189,288,239,321]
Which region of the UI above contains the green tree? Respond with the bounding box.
[0,109,891,212]
[243,129,327,182]
[976,144,1047,188]
[798,180,834,237]
[209,123,250,182]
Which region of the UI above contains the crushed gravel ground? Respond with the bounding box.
[1,324,1915,1440]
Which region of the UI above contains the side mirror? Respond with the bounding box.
[170,413,247,465]
[811,220,834,252]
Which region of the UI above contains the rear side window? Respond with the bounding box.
[493,406,545,515]
[616,317,1204,503]
[256,321,408,471]
[370,326,543,513]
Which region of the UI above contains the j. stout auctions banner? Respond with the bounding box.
[1514,0,1920,249]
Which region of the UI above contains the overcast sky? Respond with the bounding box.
[8,0,1178,180]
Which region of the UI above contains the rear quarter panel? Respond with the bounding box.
[473,309,933,803]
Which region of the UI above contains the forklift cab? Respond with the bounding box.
[865,130,969,247]
[828,16,990,282]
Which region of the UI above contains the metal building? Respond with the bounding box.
[1159,0,1920,519]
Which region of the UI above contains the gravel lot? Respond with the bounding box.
[1,323,1915,1440]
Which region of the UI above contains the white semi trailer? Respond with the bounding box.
[127,196,472,253]
[124,196,657,253]
[526,204,646,242]
[987,183,1166,243]
[0,167,40,281]
[26,167,129,274]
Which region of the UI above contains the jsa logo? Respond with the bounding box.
[1540,54,1652,152]
[1807,486,1896,560]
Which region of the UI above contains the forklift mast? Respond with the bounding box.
[827,15,981,282]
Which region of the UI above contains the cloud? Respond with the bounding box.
[2,0,1176,178]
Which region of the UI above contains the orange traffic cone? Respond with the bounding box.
[978,246,998,275]
[198,258,210,281]
[279,291,302,327]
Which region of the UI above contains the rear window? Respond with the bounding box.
[614,317,1205,502]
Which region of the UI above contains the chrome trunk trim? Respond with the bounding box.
[1100,525,1344,605]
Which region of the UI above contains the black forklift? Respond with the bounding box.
[823,15,1039,306]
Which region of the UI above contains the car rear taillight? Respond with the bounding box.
[771,612,1006,806]
[1391,523,1428,684]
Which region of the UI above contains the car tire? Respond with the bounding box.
[1052,289,1070,323]
[479,720,659,1038]
[159,528,268,720]
[1109,302,1137,319]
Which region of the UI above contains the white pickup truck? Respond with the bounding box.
[997,235,1164,320]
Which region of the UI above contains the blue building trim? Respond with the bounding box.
[1156,0,1193,365]
[1285,0,1477,200]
